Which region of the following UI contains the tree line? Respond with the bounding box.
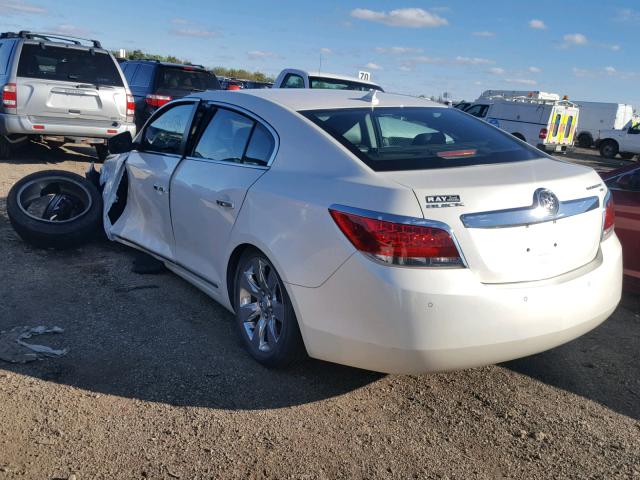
[118,50,274,82]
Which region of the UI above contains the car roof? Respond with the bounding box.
[192,88,441,111]
[125,60,208,70]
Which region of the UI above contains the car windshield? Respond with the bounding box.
[309,76,383,92]
[302,107,541,171]
[17,43,123,87]
[157,67,220,91]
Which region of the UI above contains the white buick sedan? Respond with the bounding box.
[9,89,622,373]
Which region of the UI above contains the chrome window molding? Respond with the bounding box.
[329,204,469,268]
[460,192,599,229]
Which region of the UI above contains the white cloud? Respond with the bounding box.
[320,48,332,54]
[610,44,621,51]
[529,19,546,29]
[48,24,91,37]
[563,33,588,46]
[472,31,495,37]
[615,8,640,23]
[375,46,422,54]
[0,1,46,14]
[605,66,617,75]
[506,78,537,85]
[528,66,542,73]
[454,56,494,65]
[350,8,448,28]
[171,17,189,25]
[169,28,219,38]
[488,67,505,75]
[247,50,279,60]
[364,62,382,70]
[572,67,591,78]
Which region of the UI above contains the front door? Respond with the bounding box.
[110,101,197,259]
[170,105,277,287]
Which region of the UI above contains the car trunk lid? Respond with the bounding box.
[385,158,605,284]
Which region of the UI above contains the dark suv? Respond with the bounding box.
[121,60,220,130]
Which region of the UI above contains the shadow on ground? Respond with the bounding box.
[505,292,640,420]
[2,141,96,165]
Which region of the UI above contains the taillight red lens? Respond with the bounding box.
[602,193,615,239]
[2,83,17,112]
[126,93,135,123]
[145,94,172,108]
[329,209,463,267]
[539,128,548,140]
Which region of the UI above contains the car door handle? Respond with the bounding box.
[153,184,168,194]
[216,199,234,208]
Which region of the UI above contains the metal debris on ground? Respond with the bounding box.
[0,326,68,363]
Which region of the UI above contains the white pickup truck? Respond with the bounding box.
[273,68,383,91]
[597,121,640,159]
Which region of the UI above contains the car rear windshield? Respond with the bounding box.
[17,43,123,86]
[309,76,383,92]
[157,67,220,91]
[302,107,541,171]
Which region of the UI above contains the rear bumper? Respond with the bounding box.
[0,113,136,142]
[537,143,574,154]
[289,235,622,374]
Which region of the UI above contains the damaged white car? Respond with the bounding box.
[7,89,623,373]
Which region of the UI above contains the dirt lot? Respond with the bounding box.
[0,143,639,479]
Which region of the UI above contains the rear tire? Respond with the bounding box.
[577,133,593,148]
[234,249,305,368]
[7,170,103,249]
[599,140,619,159]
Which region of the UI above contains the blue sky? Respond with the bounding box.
[2,0,639,106]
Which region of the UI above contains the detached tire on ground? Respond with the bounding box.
[7,170,103,249]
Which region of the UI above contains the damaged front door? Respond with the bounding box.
[109,101,197,260]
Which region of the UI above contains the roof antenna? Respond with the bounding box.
[361,89,379,107]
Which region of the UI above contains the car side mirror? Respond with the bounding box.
[108,131,134,154]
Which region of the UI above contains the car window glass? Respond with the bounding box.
[465,104,488,118]
[142,103,194,154]
[608,170,640,192]
[244,124,275,166]
[0,41,12,75]
[193,109,254,163]
[17,44,123,87]
[283,74,304,88]
[123,63,137,83]
[132,64,154,87]
[303,107,541,171]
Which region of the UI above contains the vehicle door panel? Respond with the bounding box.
[170,106,276,286]
[611,188,640,280]
[110,101,197,260]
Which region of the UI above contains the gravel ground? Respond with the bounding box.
[0,143,639,479]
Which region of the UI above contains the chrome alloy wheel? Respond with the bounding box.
[238,257,285,353]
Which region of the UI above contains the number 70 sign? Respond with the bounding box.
[358,71,371,82]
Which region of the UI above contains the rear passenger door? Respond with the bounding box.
[170,104,276,287]
[110,100,198,259]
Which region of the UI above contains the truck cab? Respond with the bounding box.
[597,121,640,159]
[273,68,383,92]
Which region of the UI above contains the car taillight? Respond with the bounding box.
[602,192,615,240]
[2,83,17,113]
[329,208,464,267]
[539,128,548,140]
[126,93,135,123]
[145,94,172,108]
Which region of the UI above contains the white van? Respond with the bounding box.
[464,94,579,153]
[572,101,634,147]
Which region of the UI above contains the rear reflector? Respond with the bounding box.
[329,208,464,267]
[107,129,118,134]
[2,83,17,113]
[32,125,45,130]
[602,192,615,239]
[126,93,135,123]
[145,94,172,108]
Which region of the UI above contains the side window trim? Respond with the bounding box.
[183,101,279,169]
[137,100,200,157]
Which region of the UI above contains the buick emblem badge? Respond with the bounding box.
[534,188,559,216]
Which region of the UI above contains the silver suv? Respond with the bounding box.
[0,31,136,161]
